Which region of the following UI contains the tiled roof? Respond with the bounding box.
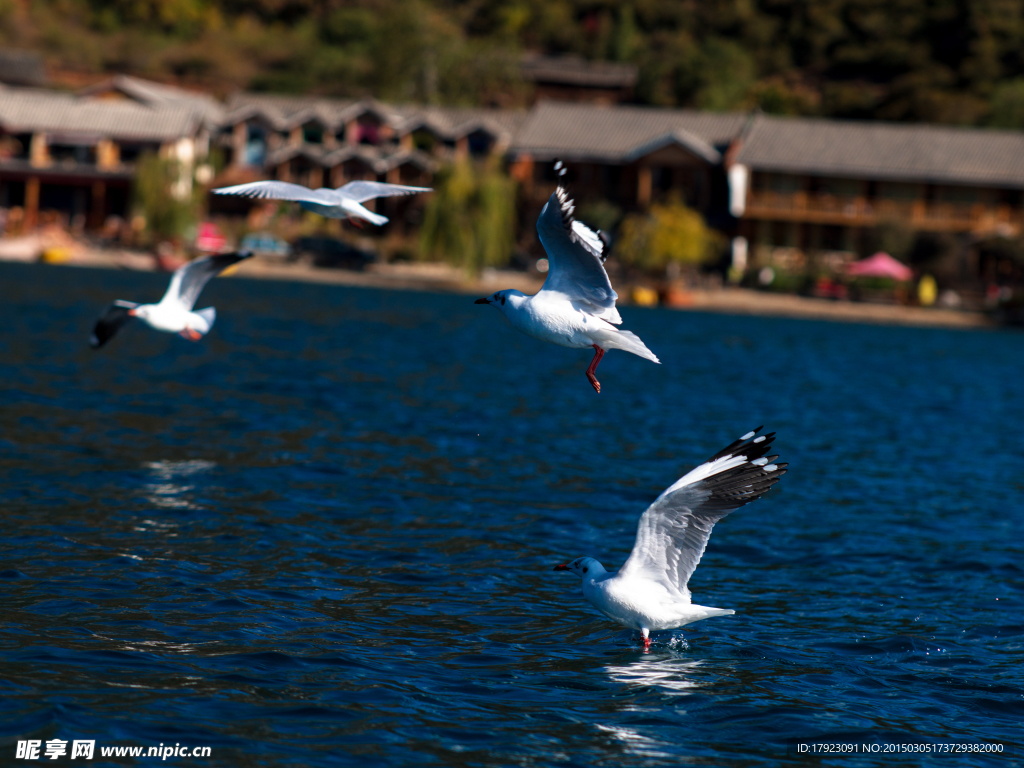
[509,100,747,162]
[625,129,721,164]
[394,105,528,142]
[77,75,223,121]
[0,49,46,87]
[0,85,206,141]
[7,73,1024,191]
[520,55,638,88]
[266,142,437,174]
[375,147,437,172]
[735,114,1024,188]
[225,93,527,143]
[223,93,404,131]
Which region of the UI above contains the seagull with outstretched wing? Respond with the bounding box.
[212,180,431,227]
[554,427,788,650]
[90,251,252,349]
[475,161,658,393]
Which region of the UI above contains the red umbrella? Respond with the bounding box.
[195,221,228,254]
[847,252,913,281]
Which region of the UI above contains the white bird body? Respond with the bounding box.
[132,302,214,335]
[297,196,387,225]
[212,180,431,226]
[489,290,658,361]
[476,161,658,392]
[90,251,251,348]
[554,428,787,649]
[581,563,734,632]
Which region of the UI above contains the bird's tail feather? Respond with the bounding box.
[359,210,388,226]
[594,328,660,363]
[683,605,735,624]
[194,307,216,333]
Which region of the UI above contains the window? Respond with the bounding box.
[412,129,436,152]
[651,166,672,192]
[49,144,96,165]
[355,116,382,145]
[0,133,29,160]
[876,182,922,200]
[302,124,323,144]
[467,130,494,157]
[120,143,160,164]
[245,124,267,166]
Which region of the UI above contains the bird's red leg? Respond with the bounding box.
[643,636,652,651]
[348,216,365,229]
[585,344,606,394]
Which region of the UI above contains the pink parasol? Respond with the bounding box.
[195,221,227,254]
[847,252,913,281]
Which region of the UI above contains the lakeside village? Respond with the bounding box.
[2,52,1024,325]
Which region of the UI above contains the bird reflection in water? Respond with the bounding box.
[597,655,705,758]
[140,459,216,512]
[604,653,704,695]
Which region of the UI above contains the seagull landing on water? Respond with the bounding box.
[554,427,787,651]
[212,180,431,227]
[89,251,253,349]
[475,161,658,393]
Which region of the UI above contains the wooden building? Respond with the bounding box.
[0,75,220,231]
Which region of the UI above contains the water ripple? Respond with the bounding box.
[1,262,1022,765]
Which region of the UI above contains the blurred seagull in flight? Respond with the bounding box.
[212,180,431,227]
[475,161,658,393]
[554,427,787,650]
[90,251,253,349]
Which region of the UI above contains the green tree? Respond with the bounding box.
[132,152,200,243]
[615,199,722,273]
[419,158,516,272]
[864,218,914,260]
[989,78,1024,128]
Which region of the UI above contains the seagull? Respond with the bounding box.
[475,161,658,393]
[212,180,431,227]
[90,251,253,349]
[554,427,787,650]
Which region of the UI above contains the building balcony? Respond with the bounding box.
[0,157,135,182]
[744,190,1021,235]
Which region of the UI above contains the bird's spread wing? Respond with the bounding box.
[617,428,788,597]
[90,300,138,349]
[535,164,619,324]
[161,251,253,311]
[213,181,338,206]
[335,181,432,203]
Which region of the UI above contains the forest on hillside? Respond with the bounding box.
[4,0,1024,127]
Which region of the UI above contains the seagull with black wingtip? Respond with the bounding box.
[89,251,253,349]
[475,160,659,393]
[554,427,787,650]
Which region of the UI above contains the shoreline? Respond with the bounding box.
[7,248,996,330]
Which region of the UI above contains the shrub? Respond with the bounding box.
[132,152,200,244]
[419,157,516,272]
[615,198,722,274]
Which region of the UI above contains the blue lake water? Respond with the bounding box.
[2,261,1022,767]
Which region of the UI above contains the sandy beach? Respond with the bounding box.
[238,260,994,329]
[3,237,995,330]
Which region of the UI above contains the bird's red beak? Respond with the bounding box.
[553,563,569,571]
[127,309,137,316]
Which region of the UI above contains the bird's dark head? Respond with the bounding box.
[474,291,506,306]
[474,290,524,312]
[553,556,605,579]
